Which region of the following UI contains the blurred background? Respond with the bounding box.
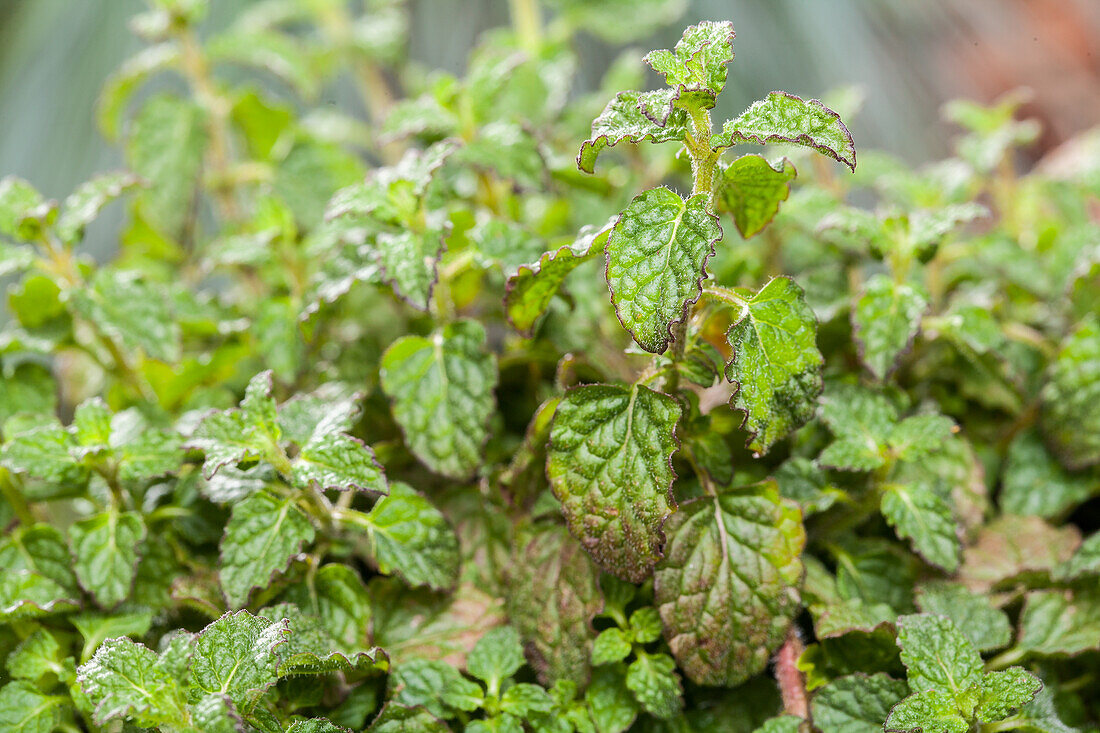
[1,0,1098,203]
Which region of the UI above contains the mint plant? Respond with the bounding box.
[1,0,1098,731]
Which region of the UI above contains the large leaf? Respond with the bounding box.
[577,91,688,174]
[811,673,908,733]
[68,511,146,609]
[712,92,856,171]
[380,320,498,480]
[715,155,796,238]
[547,383,681,581]
[190,611,289,712]
[1040,318,1100,469]
[1016,587,1100,657]
[852,274,928,380]
[606,187,721,353]
[291,432,387,495]
[653,481,804,686]
[723,276,823,455]
[880,484,960,572]
[77,637,188,727]
[359,482,460,590]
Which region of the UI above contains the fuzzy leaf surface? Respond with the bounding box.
[577,91,688,174]
[853,274,928,380]
[69,511,146,609]
[715,155,796,238]
[361,482,460,590]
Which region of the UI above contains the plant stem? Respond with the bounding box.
[0,470,34,525]
[509,0,543,51]
[775,627,809,719]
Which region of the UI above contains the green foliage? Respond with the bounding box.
[0,3,1097,732]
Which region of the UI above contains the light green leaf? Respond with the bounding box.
[292,432,387,494]
[389,658,484,718]
[267,603,387,675]
[1040,318,1100,470]
[58,171,140,244]
[500,683,555,717]
[69,510,146,608]
[506,521,602,687]
[606,187,721,353]
[71,610,154,664]
[504,221,611,336]
[577,90,688,174]
[5,629,63,681]
[713,92,856,170]
[77,637,188,727]
[189,693,246,733]
[723,276,823,455]
[976,669,1042,722]
[754,716,804,733]
[884,689,967,733]
[0,681,63,733]
[592,628,633,666]
[467,626,526,688]
[585,664,639,732]
[367,703,451,732]
[817,383,896,471]
[628,607,662,644]
[190,610,289,711]
[360,482,460,590]
[888,415,955,462]
[1002,431,1098,520]
[282,563,373,649]
[896,614,981,696]
[0,571,79,622]
[643,21,735,101]
[277,383,361,447]
[547,383,681,582]
[1005,687,1078,733]
[70,268,181,362]
[380,320,497,480]
[653,480,804,686]
[1,423,86,485]
[624,651,682,720]
[126,93,207,238]
[1054,531,1100,581]
[715,155,796,238]
[0,176,51,241]
[188,371,281,479]
[219,489,316,608]
[1016,587,1100,657]
[853,274,928,380]
[0,524,79,595]
[811,673,909,733]
[881,484,960,572]
[375,228,449,311]
[97,43,179,140]
[915,583,1011,652]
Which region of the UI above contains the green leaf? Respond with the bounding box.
[723,276,824,454]
[126,93,207,238]
[267,603,387,675]
[190,610,289,711]
[811,673,909,733]
[77,637,188,726]
[292,432,387,494]
[1040,318,1100,469]
[853,274,928,380]
[547,382,681,582]
[506,521,602,686]
[1001,431,1097,520]
[592,628,633,666]
[0,176,51,241]
[467,626,525,688]
[653,480,804,686]
[643,21,735,101]
[504,220,611,336]
[1005,687,1077,733]
[188,371,281,479]
[380,320,497,480]
[361,481,460,590]
[368,703,452,732]
[754,716,804,733]
[1016,587,1100,657]
[628,607,662,644]
[976,669,1042,722]
[282,563,373,649]
[606,187,721,353]
[389,658,483,718]
[881,483,960,572]
[915,583,1011,652]
[887,415,955,463]
[70,268,181,362]
[5,629,64,681]
[68,510,146,608]
[2,423,86,485]
[0,681,63,733]
[219,489,316,608]
[577,90,688,174]
[0,524,79,595]
[713,92,856,170]
[885,689,967,733]
[190,693,247,733]
[500,683,555,717]
[375,228,450,311]
[71,610,154,664]
[97,43,179,140]
[817,384,896,471]
[585,665,639,732]
[896,614,981,696]
[0,571,79,622]
[58,171,140,244]
[715,155,797,238]
[624,651,682,720]
[1054,531,1100,581]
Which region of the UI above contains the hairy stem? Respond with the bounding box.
[776,627,809,719]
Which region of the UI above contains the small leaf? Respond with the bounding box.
[723,276,824,454]
[713,92,856,171]
[219,489,316,608]
[915,583,1011,652]
[1040,318,1100,470]
[68,510,146,608]
[1016,587,1100,657]
[577,90,688,174]
[1001,431,1097,520]
[653,481,804,686]
[268,603,387,675]
[628,607,662,644]
[853,274,928,380]
[624,651,682,720]
[500,683,554,717]
[547,383,681,582]
[885,689,967,733]
[58,171,140,244]
[606,186,721,353]
[817,384,897,471]
[896,614,981,696]
[2,423,86,485]
[389,658,484,718]
[190,610,289,712]
[380,320,497,480]
[282,563,373,649]
[292,432,387,494]
[810,673,909,733]
[78,637,188,726]
[368,703,452,732]
[0,681,63,733]
[976,669,1042,722]
[643,21,736,102]
[190,693,246,733]
[5,629,64,682]
[881,483,960,572]
[467,626,526,688]
[0,176,51,241]
[592,629,633,666]
[361,482,460,590]
[504,220,611,336]
[715,155,797,238]
[188,371,281,479]
[888,415,955,462]
[0,524,79,595]
[0,571,79,622]
[375,228,449,311]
